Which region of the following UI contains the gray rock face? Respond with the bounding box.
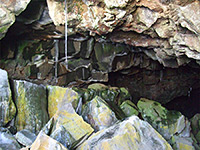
[0,69,16,126]
[15,129,36,146]
[13,80,48,134]
[0,129,21,150]
[77,115,173,150]
[0,0,31,40]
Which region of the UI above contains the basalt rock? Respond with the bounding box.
[13,80,49,134]
[77,115,173,150]
[0,69,16,127]
[0,0,31,40]
[44,0,200,68]
[137,98,196,150]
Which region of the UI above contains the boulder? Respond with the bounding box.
[13,80,48,134]
[77,115,173,150]
[82,96,118,131]
[120,100,139,117]
[0,69,16,126]
[51,102,94,142]
[30,131,68,150]
[47,86,79,118]
[190,114,200,145]
[137,98,196,149]
[0,0,31,40]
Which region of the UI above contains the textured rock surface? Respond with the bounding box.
[0,0,31,40]
[190,114,200,145]
[137,98,196,149]
[46,0,200,68]
[30,131,68,150]
[0,69,16,126]
[15,129,36,147]
[0,128,21,150]
[82,96,118,131]
[47,86,79,118]
[120,100,139,117]
[77,115,173,150]
[13,80,48,134]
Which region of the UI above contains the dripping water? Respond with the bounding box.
[65,0,68,68]
[54,39,59,84]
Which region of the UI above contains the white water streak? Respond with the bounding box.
[54,39,59,83]
[65,0,68,68]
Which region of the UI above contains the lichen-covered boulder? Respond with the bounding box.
[77,115,173,150]
[120,100,139,117]
[82,96,118,131]
[41,98,94,149]
[47,86,79,118]
[30,131,68,150]
[13,80,48,134]
[137,98,196,149]
[0,128,21,150]
[51,102,94,141]
[0,69,16,126]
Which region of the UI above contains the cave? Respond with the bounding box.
[0,0,200,149]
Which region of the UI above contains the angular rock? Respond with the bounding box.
[0,0,31,40]
[13,80,48,134]
[30,131,68,150]
[15,129,36,147]
[82,96,118,131]
[137,98,196,149]
[120,100,139,117]
[50,125,75,149]
[137,98,187,140]
[0,130,21,150]
[0,69,16,126]
[190,114,200,143]
[47,86,79,118]
[77,115,173,150]
[0,6,15,40]
[50,102,94,142]
[172,136,196,150]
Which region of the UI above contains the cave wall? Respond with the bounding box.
[1,0,200,105]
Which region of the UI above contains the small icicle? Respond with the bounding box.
[54,39,59,84]
[64,0,68,68]
[188,87,192,98]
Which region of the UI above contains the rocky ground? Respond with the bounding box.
[0,68,200,150]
